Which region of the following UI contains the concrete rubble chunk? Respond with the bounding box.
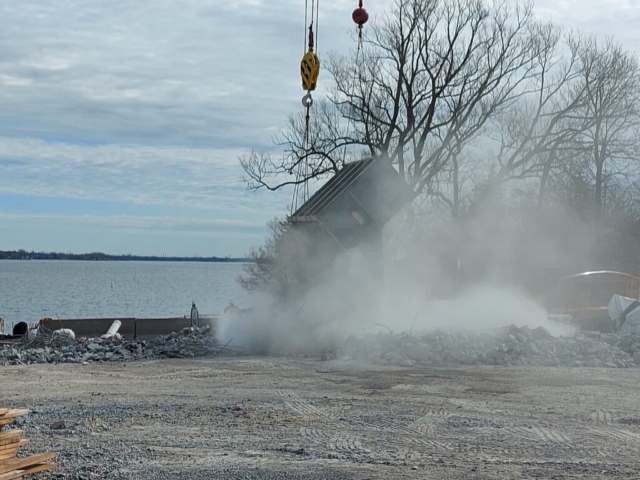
[405,344,431,362]
[531,326,553,339]
[340,324,640,369]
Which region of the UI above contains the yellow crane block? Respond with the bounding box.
[300,50,320,92]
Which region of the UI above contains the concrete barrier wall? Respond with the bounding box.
[44,318,136,338]
[44,316,218,340]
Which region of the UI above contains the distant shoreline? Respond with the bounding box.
[0,250,250,263]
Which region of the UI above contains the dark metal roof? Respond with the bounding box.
[291,158,375,219]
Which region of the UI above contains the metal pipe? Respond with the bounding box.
[101,320,122,339]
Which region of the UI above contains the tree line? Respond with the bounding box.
[0,250,248,262]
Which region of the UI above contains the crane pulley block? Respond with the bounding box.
[301,50,320,92]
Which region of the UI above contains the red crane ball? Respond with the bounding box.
[352,7,369,27]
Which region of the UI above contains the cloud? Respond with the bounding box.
[0,0,638,255]
[0,137,290,215]
[0,212,264,236]
[0,0,357,255]
[533,0,640,48]
[0,0,635,152]
[0,0,360,149]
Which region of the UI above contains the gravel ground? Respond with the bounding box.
[3,357,640,479]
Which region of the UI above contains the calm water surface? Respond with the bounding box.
[0,261,256,327]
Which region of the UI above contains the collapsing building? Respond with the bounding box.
[287,156,415,288]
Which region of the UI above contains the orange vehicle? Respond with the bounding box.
[545,271,640,331]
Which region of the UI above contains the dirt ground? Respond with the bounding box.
[3,357,640,479]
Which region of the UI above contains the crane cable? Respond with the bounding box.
[353,0,369,63]
[356,0,364,54]
[300,0,320,147]
[295,0,320,211]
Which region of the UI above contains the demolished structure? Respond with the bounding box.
[287,157,415,288]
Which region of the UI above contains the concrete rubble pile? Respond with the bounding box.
[341,325,639,368]
[0,326,218,366]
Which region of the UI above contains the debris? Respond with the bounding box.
[0,325,222,366]
[0,408,56,478]
[75,417,109,434]
[49,421,67,430]
[373,323,392,333]
[342,325,640,368]
[214,337,234,357]
[276,446,306,455]
[51,329,75,342]
[100,320,121,339]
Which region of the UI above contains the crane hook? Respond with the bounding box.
[302,92,313,108]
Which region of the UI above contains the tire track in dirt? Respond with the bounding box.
[259,360,299,370]
[443,416,512,442]
[584,409,640,447]
[592,409,614,424]
[509,366,608,378]
[448,398,507,415]
[208,453,272,467]
[357,417,422,436]
[529,426,572,443]
[281,391,448,451]
[115,368,212,380]
[446,400,573,445]
[330,433,367,452]
[408,437,453,450]
[145,448,271,468]
[586,426,640,443]
[286,398,324,418]
[275,389,293,397]
[505,425,542,441]
[280,391,456,452]
[390,384,444,394]
[300,425,368,453]
[353,417,452,451]
[407,411,451,434]
[277,389,329,419]
[300,426,332,444]
[231,359,299,370]
[277,389,345,420]
[506,424,571,443]
[504,421,640,458]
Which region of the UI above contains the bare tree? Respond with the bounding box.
[576,37,640,221]
[481,31,593,185]
[240,0,550,201]
[239,0,640,299]
[239,219,295,300]
[422,28,595,218]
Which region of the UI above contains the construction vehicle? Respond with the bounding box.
[545,271,640,331]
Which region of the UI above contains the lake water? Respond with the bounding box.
[0,261,256,328]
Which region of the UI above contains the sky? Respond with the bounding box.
[0,0,639,257]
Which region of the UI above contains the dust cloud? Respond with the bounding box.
[221,200,583,355]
